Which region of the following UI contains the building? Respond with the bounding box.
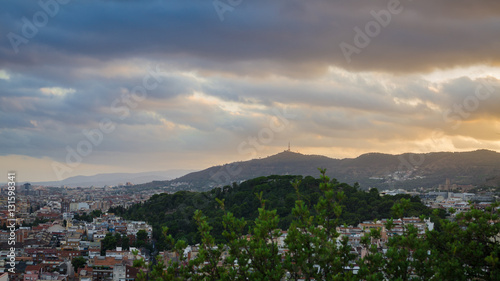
[77,266,93,281]
[0,273,9,281]
[64,232,82,249]
[112,264,139,281]
[90,256,130,281]
[69,202,90,212]
[24,264,42,281]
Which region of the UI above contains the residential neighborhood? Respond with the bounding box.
[1,179,495,280]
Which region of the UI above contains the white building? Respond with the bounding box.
[69,202,90,212]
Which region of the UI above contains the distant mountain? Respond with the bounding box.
[135,149,500,191]
[29,169,195,187]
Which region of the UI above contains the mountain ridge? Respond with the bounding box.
[135,149,500,191]
[23,169,195,187]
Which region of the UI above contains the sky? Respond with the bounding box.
[1,0,500,182]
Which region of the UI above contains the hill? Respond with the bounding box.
[29,169,195,187]
[136,149,500,191]
[111,174,431,246]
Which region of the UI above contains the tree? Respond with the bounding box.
[221,204,251,280]
[284,170,356,281]
[112,173,500,280]
[122,235,130,250]
[284,179,320,280]
[426,202,500,280]
[160,226,191,280]
[112,175,430,248]
[91,209,103,218]
[189,209,227,280]
[114,233,122,247]
[101,233,117,255]
[71,256,87,272]
[383,220,433,280]
[357,227,385,280]
[244,193,285,280]
[136,229,148,247]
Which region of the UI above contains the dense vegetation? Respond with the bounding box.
[110,174,432,248]
[127,171,500,280]
[74,209,103,222]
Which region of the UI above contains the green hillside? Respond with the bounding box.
[110,174,431,247]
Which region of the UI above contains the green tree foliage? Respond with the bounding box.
[23,217,49,227]
[427,202,500,280]
[74,209,103,222]
[100,232,117,255]
[189,209,227,280]
[114,233,122,247]
[220,199,252,280]
[71,256,87,272]
[122,235,130,250]
[110,175,430,247]
[242,193,285,280]
[357,227,385,281]
[136,193,287,280]
[135,229,149,248]
[357,200,500,281]
[284,171,356,280]
[120,173,500,280]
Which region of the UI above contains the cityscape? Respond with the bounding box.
[2,0,500,280]
[0,159,499,280]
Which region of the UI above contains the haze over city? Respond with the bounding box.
[1,0,500,182]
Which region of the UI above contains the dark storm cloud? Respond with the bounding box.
[2,0,500,181]
[2,0,500,75]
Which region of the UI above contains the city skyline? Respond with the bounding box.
[1,0,500,182]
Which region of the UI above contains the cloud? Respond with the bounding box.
[40,87,75,97]
[1,0,500,76]
[1,0,500,181]
[1,65,499,160]
[0,69,10,80]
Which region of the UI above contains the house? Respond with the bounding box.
[65,232,82,249]
[77,266,93,281]
[24,264,42,281]
[0,273,9,281]
[58,250,83,260]
[112,264,139,281]
[39,271,68,280]
[25,248,58,264]
[90,256,130,281]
